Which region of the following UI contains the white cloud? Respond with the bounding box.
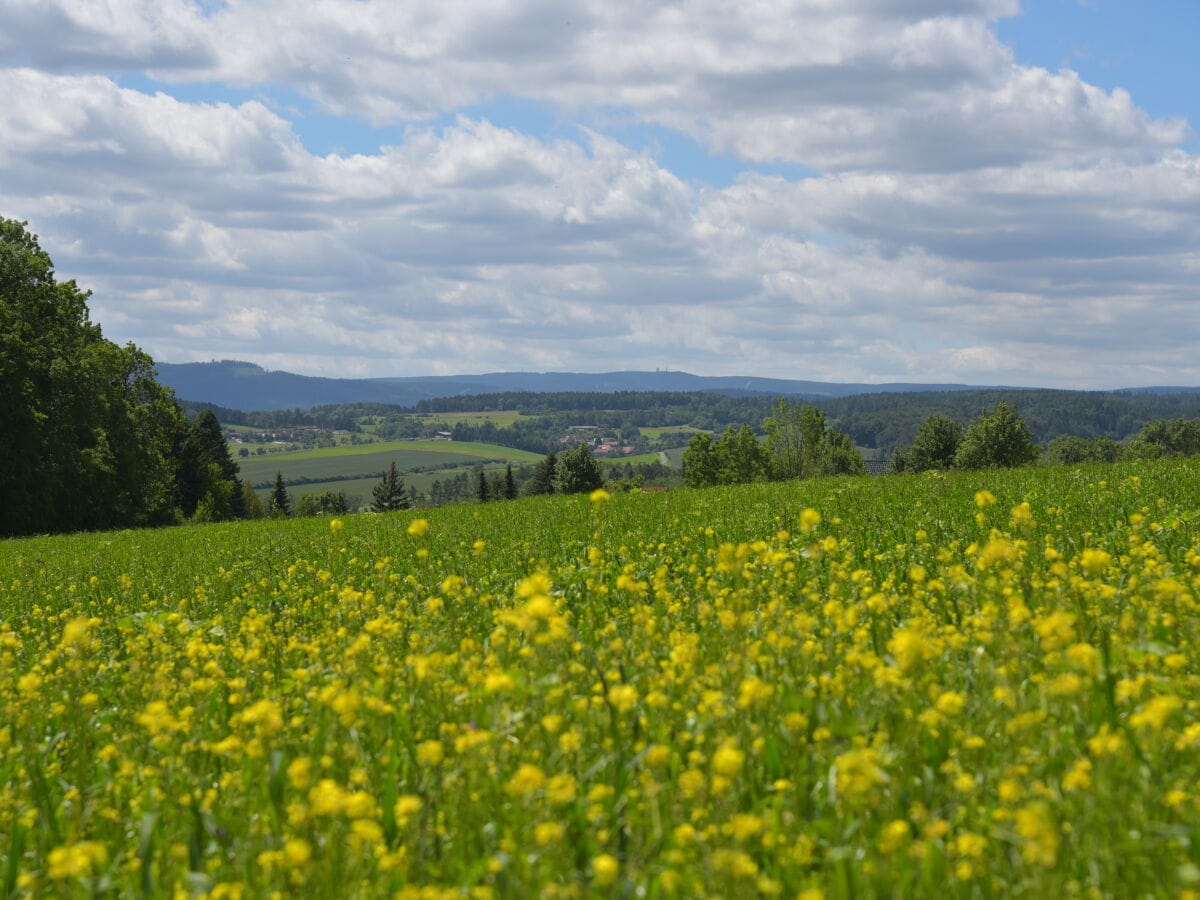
[1,1,1198,386]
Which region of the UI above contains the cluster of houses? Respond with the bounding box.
[559,425,637,457]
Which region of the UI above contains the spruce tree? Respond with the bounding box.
[269,472,290,517]
[371,462,410,512]
[504,464,516,500]
[476,469,490,503]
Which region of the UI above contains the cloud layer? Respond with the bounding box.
[1,0,1197,386]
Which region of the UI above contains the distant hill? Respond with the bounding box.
[156,360,992,410]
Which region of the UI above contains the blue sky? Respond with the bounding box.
[3,0,1199,387]
[998,0,1199,149]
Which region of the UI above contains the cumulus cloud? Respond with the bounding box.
[1,1,1198,386]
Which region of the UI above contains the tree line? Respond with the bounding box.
[891,403,1200,473]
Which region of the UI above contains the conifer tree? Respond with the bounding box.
[476,469,490,503]
[371,462,410,512]
[269,472,290,517]
[504,464,516,500]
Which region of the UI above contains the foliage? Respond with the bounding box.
[176,409,245,520]
[1041,435,1120,466]
[293,491,351,517]
[686,402,862,486]
[0,218,185,536]
[553,442,605,495]
[3,459,1200,896]
[954,402,1041,469]
[370,462,410,512]
[269,472,291,517]
[682,433,722,488]
[1125,418,1200,459]
[892,414,964,472]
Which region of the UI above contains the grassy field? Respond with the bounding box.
[640,425,706,439]
[239,441,542,488]
[2,459,1200,896]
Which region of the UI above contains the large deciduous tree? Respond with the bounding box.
[955,402,1040,469]
[554,442,605,494]
[1,218,186,536]
[894,414,964,472]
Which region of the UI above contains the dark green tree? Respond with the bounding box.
[371,462,410,512]
[554,442,605,494]
[504,464,517,500]
[1,218,186,536]
[269,472,291,517]
[955,402,1040,469]
[897,414,964,472]
[521,452,558,496]
[176,409,244,520]
[477,469,491,502]
[294,490,351,517]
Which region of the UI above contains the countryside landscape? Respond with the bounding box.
[5,1,1200,898]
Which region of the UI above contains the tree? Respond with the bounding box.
[269,472,291,517]
[683,432,721,488]
[554,442,605,494]
[716,424,768,484]
[898,414,963,472]
[521,452,558,496]
[1,218,186,536]
[241,482,266,519]
[504,464,517,500]
[371,462,410,512]
[1126,418,1200,459]
[763,400,805,480]
[954,402,1040,469]
[176,409,244,520]
[477,469,491,503]
[294,490,351,517]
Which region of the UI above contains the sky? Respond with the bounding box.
[1,1,1198,389]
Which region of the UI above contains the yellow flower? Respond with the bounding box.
[935,691,966,717]
[711,744,746,778]
[283,838,312,866]
[1014,802,1059,867]
[974,490,996,508]
[799,508,822,532]
[877,820,911,853]
[329,518,344,533]
[1130,695,1181,732]
[505,764,546,797]
[417,740,445,766]
[833,748,888,801]
[47,841,108,880]
[394,795,423,824]
[534,821,565,846]
[407,518,429,537]
[607,684,638,713]
[589,488,611,505]
[592,854,619,886]
[1079,548,1112,577]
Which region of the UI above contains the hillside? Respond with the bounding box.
[156,360,988,410]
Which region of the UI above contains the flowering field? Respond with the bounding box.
[2,460,1200,898]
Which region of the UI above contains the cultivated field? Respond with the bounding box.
[239,441,542,489]
[2,460,1199,896]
